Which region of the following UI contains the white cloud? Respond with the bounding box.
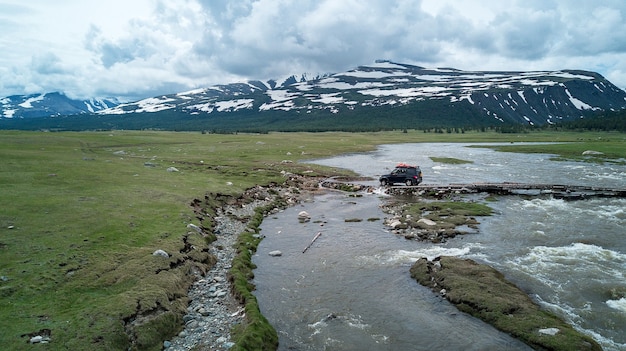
[0,0,625,101]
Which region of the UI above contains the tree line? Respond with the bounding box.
[1,103,624,133]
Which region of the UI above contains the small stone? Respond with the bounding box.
[183,314,194,323]
[166,167,179,172]
[268,250,282,257]
[7,225,14,229]
[216,337,228,344]
[163,340,172,348]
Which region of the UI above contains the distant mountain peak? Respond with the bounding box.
[0,92,119,119]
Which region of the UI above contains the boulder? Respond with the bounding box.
[268,250,282,257]
[298,211,311,222]
[152,249,169,258]
[538,327,560,335]
[417,218,437,226]
[166,167,179,172]
[29,336,44,344]
[387,219,403,229]
[582,150,604,156]
[187,223,202,234]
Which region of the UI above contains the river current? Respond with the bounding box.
[252,143,626,351]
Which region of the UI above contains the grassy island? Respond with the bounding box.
[410,256,602,351]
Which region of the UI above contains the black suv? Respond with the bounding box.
[379,164,423,186]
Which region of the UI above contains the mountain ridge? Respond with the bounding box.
[97,60,626,126]
[1,61,626,131]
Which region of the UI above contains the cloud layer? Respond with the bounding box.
[1,0,625,101]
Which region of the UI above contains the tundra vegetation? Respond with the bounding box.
[0,130,624,350]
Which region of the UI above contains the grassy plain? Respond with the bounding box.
[0,129,625,350]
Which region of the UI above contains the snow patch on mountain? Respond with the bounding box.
[19,94,45,108]
[215,99,254,112]
[564,86,596,110]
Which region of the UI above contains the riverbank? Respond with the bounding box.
[164,175,322,350]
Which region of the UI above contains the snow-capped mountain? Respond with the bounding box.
[0,92,119,119]
[98,60,626,126]
[2,61,625,131]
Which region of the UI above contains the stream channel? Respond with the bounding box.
[252,143,626,351]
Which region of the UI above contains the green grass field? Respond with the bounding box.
[1,129,625,350]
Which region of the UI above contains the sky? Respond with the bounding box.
[1,0,626,102]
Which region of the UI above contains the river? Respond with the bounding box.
[252,143,626,351]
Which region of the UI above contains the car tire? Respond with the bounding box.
[380,179,388,186]
[405,179,414,186]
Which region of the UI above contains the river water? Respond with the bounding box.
[252,143,626,351]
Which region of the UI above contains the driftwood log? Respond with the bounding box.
[302,232,322,253]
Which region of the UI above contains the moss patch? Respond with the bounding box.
[430,156,473,164]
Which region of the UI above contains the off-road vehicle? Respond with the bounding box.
[379,163,423,186]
